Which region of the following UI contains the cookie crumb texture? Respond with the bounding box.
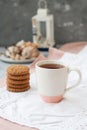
[7,86,30,92]
[7,65,29,75]
[6,65,30,92]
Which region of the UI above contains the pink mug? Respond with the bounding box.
[35,60,81,103]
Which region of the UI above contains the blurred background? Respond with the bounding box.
[0,0,87,47]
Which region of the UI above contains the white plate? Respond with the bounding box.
[0,55,35,64]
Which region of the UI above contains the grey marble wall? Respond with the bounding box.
[0,0,87,47]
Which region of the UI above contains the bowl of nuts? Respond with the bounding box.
[0,40,40,63]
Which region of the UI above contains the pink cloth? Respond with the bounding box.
[0,47,66,130]
[0,118,38,130]
[29,54,47,73]
[29,47,64,73]
[48,47,64,59]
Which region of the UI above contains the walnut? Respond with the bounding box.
[31,48,40,58]
[22,47,32,59]
[8,46,20,54]
[16,40,25,47]
[5,50,11,57]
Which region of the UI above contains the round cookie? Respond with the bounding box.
[7,78,29,85]
[7,74,30,81]
[7,83,30,89]
[7,86,30,92]
[7,65,29,76]
[6,65,30,93]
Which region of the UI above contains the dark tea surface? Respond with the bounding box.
[40,63,64,69]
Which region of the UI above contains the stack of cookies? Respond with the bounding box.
[7,65,30,92]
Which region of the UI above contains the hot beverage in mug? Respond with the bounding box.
[36,60,81,103]
[40,63,64,69]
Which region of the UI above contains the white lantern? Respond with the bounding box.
[32,0,55,48]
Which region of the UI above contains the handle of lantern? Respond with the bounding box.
[38,0,47,9]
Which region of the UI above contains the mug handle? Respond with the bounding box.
[66,68,82,92]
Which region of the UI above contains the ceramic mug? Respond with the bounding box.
[35,60,81,103]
